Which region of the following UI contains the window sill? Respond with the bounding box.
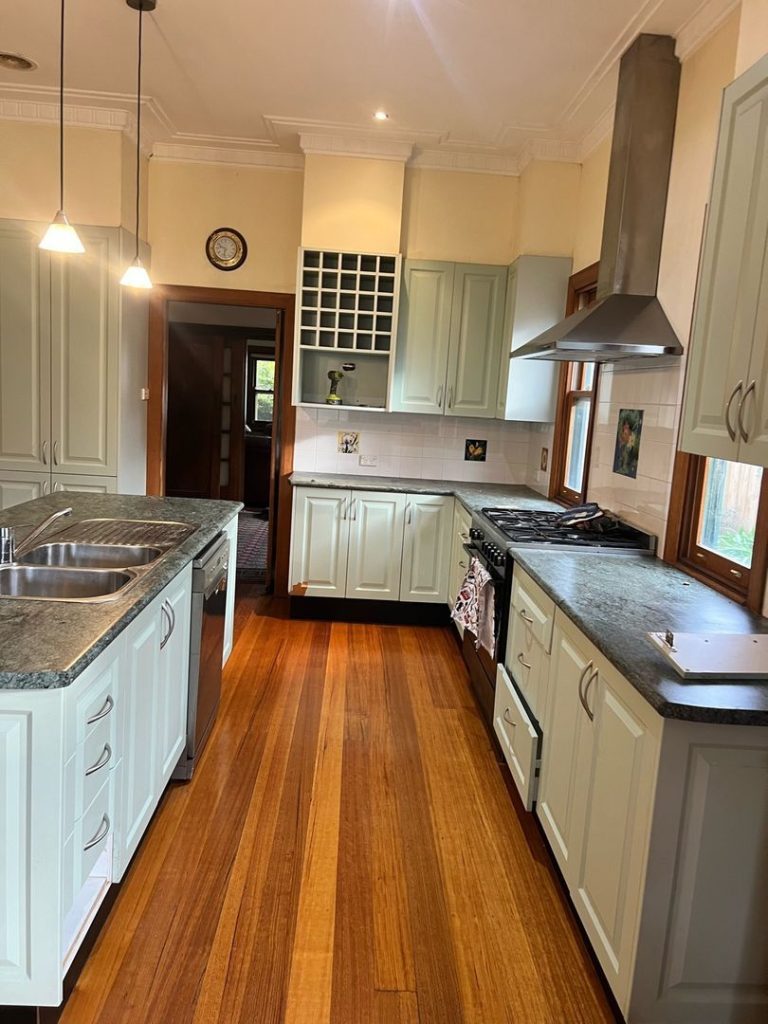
[668,556,748,607]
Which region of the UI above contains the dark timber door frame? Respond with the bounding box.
[147,285,295,595]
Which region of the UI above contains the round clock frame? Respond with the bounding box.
[205,227,248,271]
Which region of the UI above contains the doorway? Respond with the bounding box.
[146,286,295,595]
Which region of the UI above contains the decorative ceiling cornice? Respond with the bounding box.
[151,142,304,170]
[674,0,740,60]
[408,148,520,176]
[298,132,413,162]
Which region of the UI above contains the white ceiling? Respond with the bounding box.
[0,0,734,169]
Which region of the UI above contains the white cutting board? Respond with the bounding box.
[648,632,768,679]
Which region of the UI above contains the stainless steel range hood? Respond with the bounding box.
[514,34,684,363]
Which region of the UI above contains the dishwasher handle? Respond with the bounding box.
[204,566,228,601]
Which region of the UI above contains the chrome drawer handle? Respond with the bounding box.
[85,743,112,776]
[503,708,516,727]
[87,695,114,726]
[519,608,534,625]
[517,652,532,670]
[83,813,110,852]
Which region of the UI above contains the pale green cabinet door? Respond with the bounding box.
[446,263,507,419]
[50,226,119,477]
[391,261,454,414]
[0,222,51,473]
[681,54,768,463]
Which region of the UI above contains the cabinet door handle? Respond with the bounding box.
[87,694,114,725]
[436,384,444,409]
[503,708,517,727]
[53,440,60,466]
[406,503,412,525]
[517,652,532,670]
[737,379,756,443]
[581,667,602,724]
[160,602,172,649]
[458,560,467,569]
[42,480,50,496]
[83,813,110,852]
[41,440,49,466]
[350,498,357,522]
[447,385,454,410]
[519,608,534,625]
[341,497,348,521]
[85,743,112,776]
[724,380,743,441]
[577,660,593,704]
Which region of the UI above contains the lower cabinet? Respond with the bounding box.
[290,486,452,604]
[448,500,472,623]
[0,562,193,1007]
[0,470,117,509]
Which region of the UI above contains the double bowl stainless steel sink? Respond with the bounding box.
[0,520,194,603]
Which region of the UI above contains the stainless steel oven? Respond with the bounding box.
[172,533,229,780]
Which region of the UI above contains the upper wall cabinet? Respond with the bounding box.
[292,248,402,412]
[0,220,149,508]
[680,53,768,467]
[496,255,572,422]
[392,260,507,418]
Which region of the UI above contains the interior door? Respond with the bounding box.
[165,325,223,499]
[50,226,118,476]
[0,222,51,473]
[446,263,507,418]
[391,261,454,415]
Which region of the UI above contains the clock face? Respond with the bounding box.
[205,228,247,271]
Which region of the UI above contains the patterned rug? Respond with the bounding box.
[237,512,269,583]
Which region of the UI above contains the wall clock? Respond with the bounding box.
[205,227,247,271]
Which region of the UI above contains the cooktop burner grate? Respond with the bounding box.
[480,507,655,550]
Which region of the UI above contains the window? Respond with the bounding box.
[666,452,768,610]
[550,263,600,505]
[247,355,275,425]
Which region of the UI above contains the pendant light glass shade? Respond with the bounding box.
[120,257,152,289]
[39,210,85,253]
[40,0,84,254]
[121,2,152,289]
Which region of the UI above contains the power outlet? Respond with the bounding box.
[359,454,378,467]
[540,447,549,472]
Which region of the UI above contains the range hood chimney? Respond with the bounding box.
[514,34,684,362]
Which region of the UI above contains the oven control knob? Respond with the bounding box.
[494,552,505,566]
[470,528,483,541]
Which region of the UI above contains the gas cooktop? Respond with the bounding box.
[480,507,656,552]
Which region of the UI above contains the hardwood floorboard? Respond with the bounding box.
[59,598,618,1024]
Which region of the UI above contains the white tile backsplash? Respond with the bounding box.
[293,408,535,485]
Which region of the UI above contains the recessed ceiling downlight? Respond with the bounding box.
[0,52,38,72]
[373,110,389,121]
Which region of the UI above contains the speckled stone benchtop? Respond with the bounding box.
[0,493,240,690]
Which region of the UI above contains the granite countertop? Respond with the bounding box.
[289,471,560,516]
[0,493,241,690]
[510,549,768,727]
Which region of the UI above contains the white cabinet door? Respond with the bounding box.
[52,473,117,494]
[117,602,161,875]
[156,565,192,789]
[446,263,507,419]
[536,618,596,884]
[571,666,660,1011]
[50,226,119,477]
[400,494,452,603]
[0,469,50,509]
[290,487,351,597]
[448,501,471,614]
[0,222,51,474]
[222,515,238,665]
[345,491,406,601]
[681,55,768,463]
[391,261,454,414]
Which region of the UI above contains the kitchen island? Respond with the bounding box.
[0,493,240,1009]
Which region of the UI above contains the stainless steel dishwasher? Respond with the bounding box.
[173,533,229,780]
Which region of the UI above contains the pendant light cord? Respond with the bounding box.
[59,0,65,211]
[134,7,143,260]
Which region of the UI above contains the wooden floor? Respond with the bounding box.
[59,588,618,1024]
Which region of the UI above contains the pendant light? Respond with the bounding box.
[39,0,84,253]
[120,0,155,289]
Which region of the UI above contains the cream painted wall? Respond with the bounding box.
[301,154,404,253]
[515,160,580,258]
[735,0,768,75]
[571,135,611,273]
[147,159,303,293]
[120,134,149,241]
[0,122,126,227]
[401,167,518,264]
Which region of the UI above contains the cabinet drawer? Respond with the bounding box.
[81,715,116,815]
[65,649,120,757]
[74,778,113,895]
[494,665,541,811]
[506,611,549,723]
[510,568,555,652]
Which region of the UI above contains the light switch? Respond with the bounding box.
[359,455,378,467]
